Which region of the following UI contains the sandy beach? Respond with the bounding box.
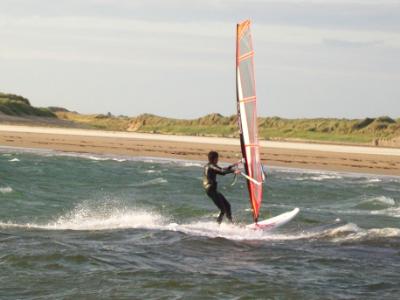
[1,124,399,176]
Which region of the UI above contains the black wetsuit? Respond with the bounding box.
[203,163,235,224]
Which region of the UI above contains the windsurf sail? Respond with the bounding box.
[236,20,263,222]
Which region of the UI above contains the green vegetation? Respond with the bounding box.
[128,113,237,137]
[0,93,55,118]
[258,117,399,143]
[56,111,131,131]
[57,112,400,145]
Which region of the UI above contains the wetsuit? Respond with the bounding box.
[203,163,235,223]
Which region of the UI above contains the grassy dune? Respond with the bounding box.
[57,112,400,145]
[0,93,55,118]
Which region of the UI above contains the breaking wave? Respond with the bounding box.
[355,196,396,210]
[346,196,400,218]
[315,223,400,243]
[370,207,400,218]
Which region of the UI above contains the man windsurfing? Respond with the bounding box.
[203,151,239,224]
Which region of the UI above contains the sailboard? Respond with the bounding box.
[235,20,299,230]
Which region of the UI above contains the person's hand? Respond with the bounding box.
[228,163,236,169]
[234,169,241,174]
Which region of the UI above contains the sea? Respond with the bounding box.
[1,147,399,299]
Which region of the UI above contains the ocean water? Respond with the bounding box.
[1,148,400,299]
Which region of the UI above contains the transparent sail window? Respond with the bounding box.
[239,29,253,57]
[239,57,255,98]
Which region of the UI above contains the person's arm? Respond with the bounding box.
[209,164,235,175]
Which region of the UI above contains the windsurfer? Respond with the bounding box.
[203,151,239,224]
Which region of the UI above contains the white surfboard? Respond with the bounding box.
[246,208,300,231]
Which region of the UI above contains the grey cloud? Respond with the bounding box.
[1,0,400,32]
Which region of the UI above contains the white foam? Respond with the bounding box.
[309,174,343,181]
[359,196,396,207]
[0,207,165,231]
[325,223,361,236]
[112,158,127,162]
[323,223,400,242]
[0,204,306,240]
[352,196,400,217]
[181,162,202,167]
[87,155,108,161]
[366,178,382,183]
[389,178,400,183]
[144,170,160,174]
[291,173,343,181]
[8,158,20,162]
[1,204,398,243]
[135,178,168,187]
[49,208,164,230]
[0,186,13,194]
[165,221,316,241]
[370,207,400,218]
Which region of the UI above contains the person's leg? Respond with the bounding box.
[216,211,224,224]
[217,192,232,222]
[206,189,225,224]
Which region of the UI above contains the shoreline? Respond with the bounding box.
[3,145,400,180]
[1,124,399,176]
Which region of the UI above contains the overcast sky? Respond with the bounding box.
[0,0,399,118]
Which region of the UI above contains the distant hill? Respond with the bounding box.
[0,93,55,117]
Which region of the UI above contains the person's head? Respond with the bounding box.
[208,151,219,164]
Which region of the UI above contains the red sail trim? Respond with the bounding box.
[239,51,254,62]
[237,20,251,39]
[242,95,256,101]
[236,20,263,222]
[239,96,256,103]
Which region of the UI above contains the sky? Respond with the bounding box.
[0,0,399,118]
